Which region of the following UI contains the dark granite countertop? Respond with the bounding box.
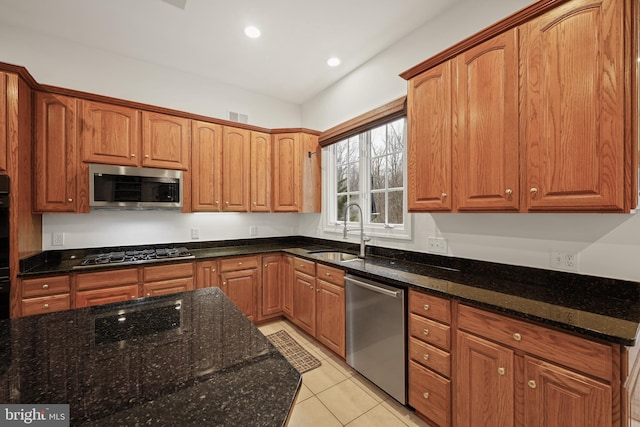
[18,236,640,346]
[0,287,301,426]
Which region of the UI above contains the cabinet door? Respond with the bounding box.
[0,73,7,173]
[191,121,222,211]
[142,111,190,170]
[523,356,612,427]
[76,285,139,308]
[316,279,345,358]
[293,270,316,336]
[196,260,219,289]
[300,133,321,213]
[261,255,282,317]
[407,60,452,211]
[456,331,514,427]
[455,29,519,211]
[272,133,300,212]
[250,131,271,212]
[521,0,625,211]
[80,100,140,166]
[220,268,257,321]
[221,126,250,211]
[34,92,78,212]
[282,255,294,318]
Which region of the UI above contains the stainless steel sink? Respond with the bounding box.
[307,251,360,262]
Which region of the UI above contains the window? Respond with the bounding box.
[325,117,410,239]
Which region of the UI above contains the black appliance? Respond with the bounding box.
[74,247,193,269]
[0,175,9,319]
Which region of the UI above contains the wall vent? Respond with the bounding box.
[228,111,249,124]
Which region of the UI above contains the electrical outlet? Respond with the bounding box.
[428,237,448,254]
[191,227,200,240]
[249,226,257,236]
[52,232,64,246]
[550,251,579,272]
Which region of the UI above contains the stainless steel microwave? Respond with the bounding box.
[89,164,183,210]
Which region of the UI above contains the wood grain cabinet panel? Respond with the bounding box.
[142,262,193,282]
[142,277,193,297]
[282,255,294,318]
[221,126,250,211]
[454,29,519,211]
[316,279,345,358]
[191,120,222,211]
[141,111,190,170]
[0,72,7,173]
[293,270,316,336]
[21,293,70,316]
[33,92,79,212]
[195,260,219,288]
[220,268,257,321]
[521,0,626,211]
[407,60,453,211]
[261,254,282,318]
[250,131,271,212]
[80,100,140,166]
[409,360,451,427]
[75,284,139,308]
[272,133,300,212]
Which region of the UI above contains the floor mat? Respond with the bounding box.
[266,330,321,374]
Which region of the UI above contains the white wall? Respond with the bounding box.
[299,0,640,282]
[0,24,301,129]
[43,211,300,250]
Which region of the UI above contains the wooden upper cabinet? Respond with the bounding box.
[250,131,271,212]
[272,133,300,212]
[408,60,453,212]
[33,92,78,212]
[80,100,140,166]
[0,73,7,174]
[191,120,222,211]
[221,126,250,211]
[521,0,626,211]
[141,111,190,170]
[454,29,519,211]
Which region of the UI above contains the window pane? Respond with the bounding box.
[345,195,362,222]
[388,119,404,152]
[336,194,348,222]
[371,126,386,157]
[371,192,386,224]
[347,163,359,192]
[347,137,359,163]
[388,152,403,188]
[388,190,404,224]
[336,164,347,193]
[371,156,385,190]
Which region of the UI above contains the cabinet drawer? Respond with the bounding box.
[409,290,451,324]
[316,264,344,287]
[219,256,258,272]
[409,337,450,378]
[76,268,139,290]
[293,257,316,275]
[458,304,613,381]
[21,294,70,316]
[410,313,451,351]
[143,277,194,297]
[21,275,70,298]
[409,360,451,427]
[143,262,193,282]
[76,284,139,308]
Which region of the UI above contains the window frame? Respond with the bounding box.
[322,117,412,241]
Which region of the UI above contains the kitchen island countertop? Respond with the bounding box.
[0,287,301,426]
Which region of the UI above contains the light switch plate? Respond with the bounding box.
[191,227,200,239]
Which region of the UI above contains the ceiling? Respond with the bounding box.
[0,0,461,104]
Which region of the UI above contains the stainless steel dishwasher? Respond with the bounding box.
[345,274,406,404]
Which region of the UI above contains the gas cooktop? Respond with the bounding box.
[73,247,194,269]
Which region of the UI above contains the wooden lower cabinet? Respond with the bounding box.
[75,267,140,308]
[409,361,451,427]
[219,256,258,321]
[142,262,194,297]
[142,278,193,297]
[20,275,71,316]
[282,255,294,317]
[315,263,346,358]
[456,304,618,427]
[261,254,282,318]
[293,269,316,336]
[196,260,219,289]
[76,284,139,308]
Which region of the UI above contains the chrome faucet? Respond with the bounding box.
[343,202,370,258]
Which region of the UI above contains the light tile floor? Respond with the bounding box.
[257,319,431,427]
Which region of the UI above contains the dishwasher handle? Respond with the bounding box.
[345,276,401,298]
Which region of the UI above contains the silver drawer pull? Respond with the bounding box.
[423,354,430,361]
[423,392,429,399]
[423,329,429,336]
[423,304,429,311]
[528,380,536,389]
[42,284,49,289]
[513,333,522,341]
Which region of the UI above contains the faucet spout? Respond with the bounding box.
[343,202,369,258]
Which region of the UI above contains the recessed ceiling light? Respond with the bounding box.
[327,57,341,67]
[244,26,261,39]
